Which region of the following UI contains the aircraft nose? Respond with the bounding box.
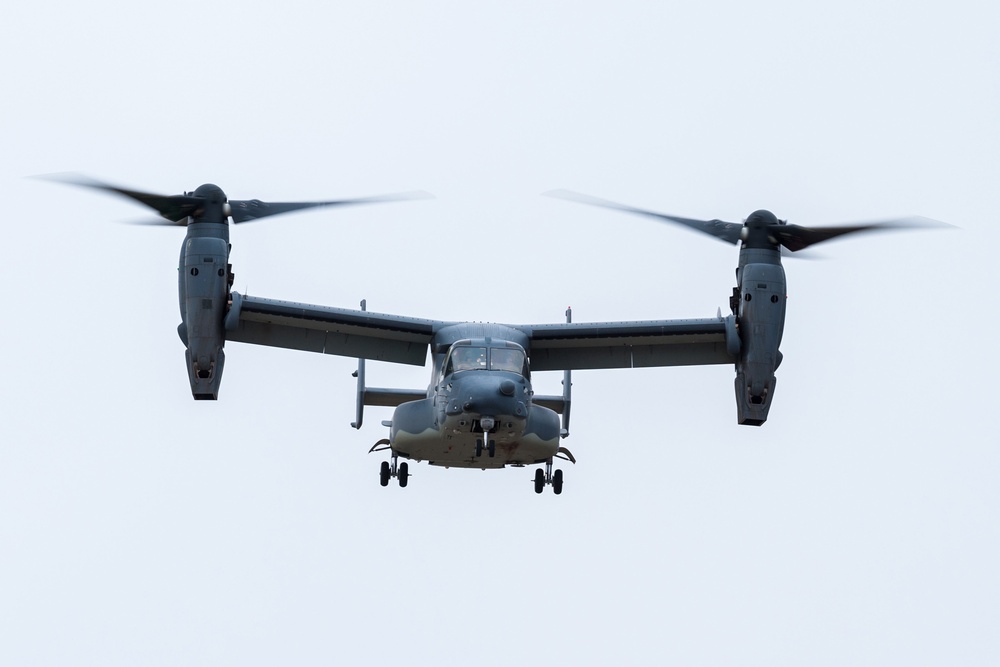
[448,374,526,418]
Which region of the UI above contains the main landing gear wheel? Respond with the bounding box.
[533,455,571,494]
[371,442,411,489]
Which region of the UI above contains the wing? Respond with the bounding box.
[225,292,449,366]
[521,317,737,371]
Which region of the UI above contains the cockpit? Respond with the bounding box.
[443,340,529,377]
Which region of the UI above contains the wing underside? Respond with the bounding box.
[523,318,736,371]
[226,293,735,371]
[225,293,445,366]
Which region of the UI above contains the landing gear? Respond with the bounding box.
[475,438,497,458]
[532,448,576,495]
[370,440,411,489]
[533,458,565,495]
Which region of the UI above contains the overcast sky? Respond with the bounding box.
[2,2,998,665]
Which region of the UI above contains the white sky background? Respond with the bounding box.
[1,1,998,665]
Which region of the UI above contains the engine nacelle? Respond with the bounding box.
[734,260,786,425]
[177,232,231,399]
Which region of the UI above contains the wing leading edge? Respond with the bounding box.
[521,317,737,371]
[225,292,448,366]
[225,292,737,371]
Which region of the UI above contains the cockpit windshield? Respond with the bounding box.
[491,348,525,374]
[444,345,528,375]
[448,346,488,372]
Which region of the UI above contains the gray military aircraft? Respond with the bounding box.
[54,176,939,494]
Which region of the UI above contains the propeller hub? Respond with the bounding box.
[745,209,779,228]
[741,210,782,250]
[192,183,227,203]
[189,183,229,224]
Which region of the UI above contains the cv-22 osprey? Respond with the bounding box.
[53,176,939,494]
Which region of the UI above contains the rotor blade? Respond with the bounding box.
[38,172,202,222]
[544,189,744,245]
[229,191,433,223]
[773,216,947,252]
[123,217,189,227]
[780,246,824,260]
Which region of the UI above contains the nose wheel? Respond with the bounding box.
[475,438,496,458]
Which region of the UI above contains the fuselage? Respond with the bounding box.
[388,323,562,468]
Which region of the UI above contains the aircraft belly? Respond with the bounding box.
[392,411,560,470]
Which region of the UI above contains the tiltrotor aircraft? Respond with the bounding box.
[55,176,939,494]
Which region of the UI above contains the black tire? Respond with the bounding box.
[552,469,564,495]
[533,468,545,494]
[398,461,409,488]
[379,461,391,487]
[487,440,496,458]
[475,439,483,457]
